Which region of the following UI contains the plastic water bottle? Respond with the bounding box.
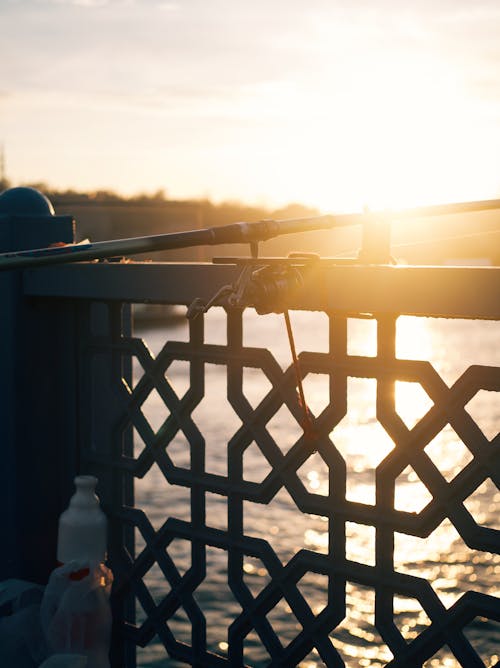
[57,476,107,567]
[41,476,112,668]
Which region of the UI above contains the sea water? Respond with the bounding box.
[133,310,499,667]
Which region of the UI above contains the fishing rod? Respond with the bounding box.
[0,213,353,271]
[0,197,499,271]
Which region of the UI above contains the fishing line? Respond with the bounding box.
[331,228,500,262]
[391,227,500,250]
[283,309,317,446]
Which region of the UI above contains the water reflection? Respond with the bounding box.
[133,310,499,666]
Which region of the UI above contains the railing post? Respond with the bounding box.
[0,187,78,583]
[358,214,392,263]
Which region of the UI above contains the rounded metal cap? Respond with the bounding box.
[0,186,55,216]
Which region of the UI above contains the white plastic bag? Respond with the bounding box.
[40,561,112,668]
[0,601,46,667]
[0,579,46,668]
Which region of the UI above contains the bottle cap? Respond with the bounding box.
[57,476,107,564]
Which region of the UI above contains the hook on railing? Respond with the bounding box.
[187,261,257,319]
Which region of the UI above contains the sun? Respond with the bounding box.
[258,48,498,214]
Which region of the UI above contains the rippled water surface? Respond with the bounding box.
[132,310,499,667]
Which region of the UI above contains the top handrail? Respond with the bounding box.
[0,196,499,271]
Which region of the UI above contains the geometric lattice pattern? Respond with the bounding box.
[80,302,500,667]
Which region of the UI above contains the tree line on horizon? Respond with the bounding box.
[0,178,319,223]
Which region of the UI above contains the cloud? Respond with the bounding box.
[3,0,500,204]
[3,0,500,136]
[3,1,500,102]
[2,0,323,105]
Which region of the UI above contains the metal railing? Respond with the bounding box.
[23,259,500,667]
[1,190,499,667]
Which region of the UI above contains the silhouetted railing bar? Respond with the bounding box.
[24,263,500,319]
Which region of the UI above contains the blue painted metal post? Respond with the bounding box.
[0,187,78,583]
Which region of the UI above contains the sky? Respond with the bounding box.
[2,0,500,211]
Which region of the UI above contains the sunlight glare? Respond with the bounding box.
[395,381,434,429]
[268,46,496,212]
[397,317,434,361]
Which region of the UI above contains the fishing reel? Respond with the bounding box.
[186,251,322,449]
[187,254,317,318]
[244,263,304,314]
